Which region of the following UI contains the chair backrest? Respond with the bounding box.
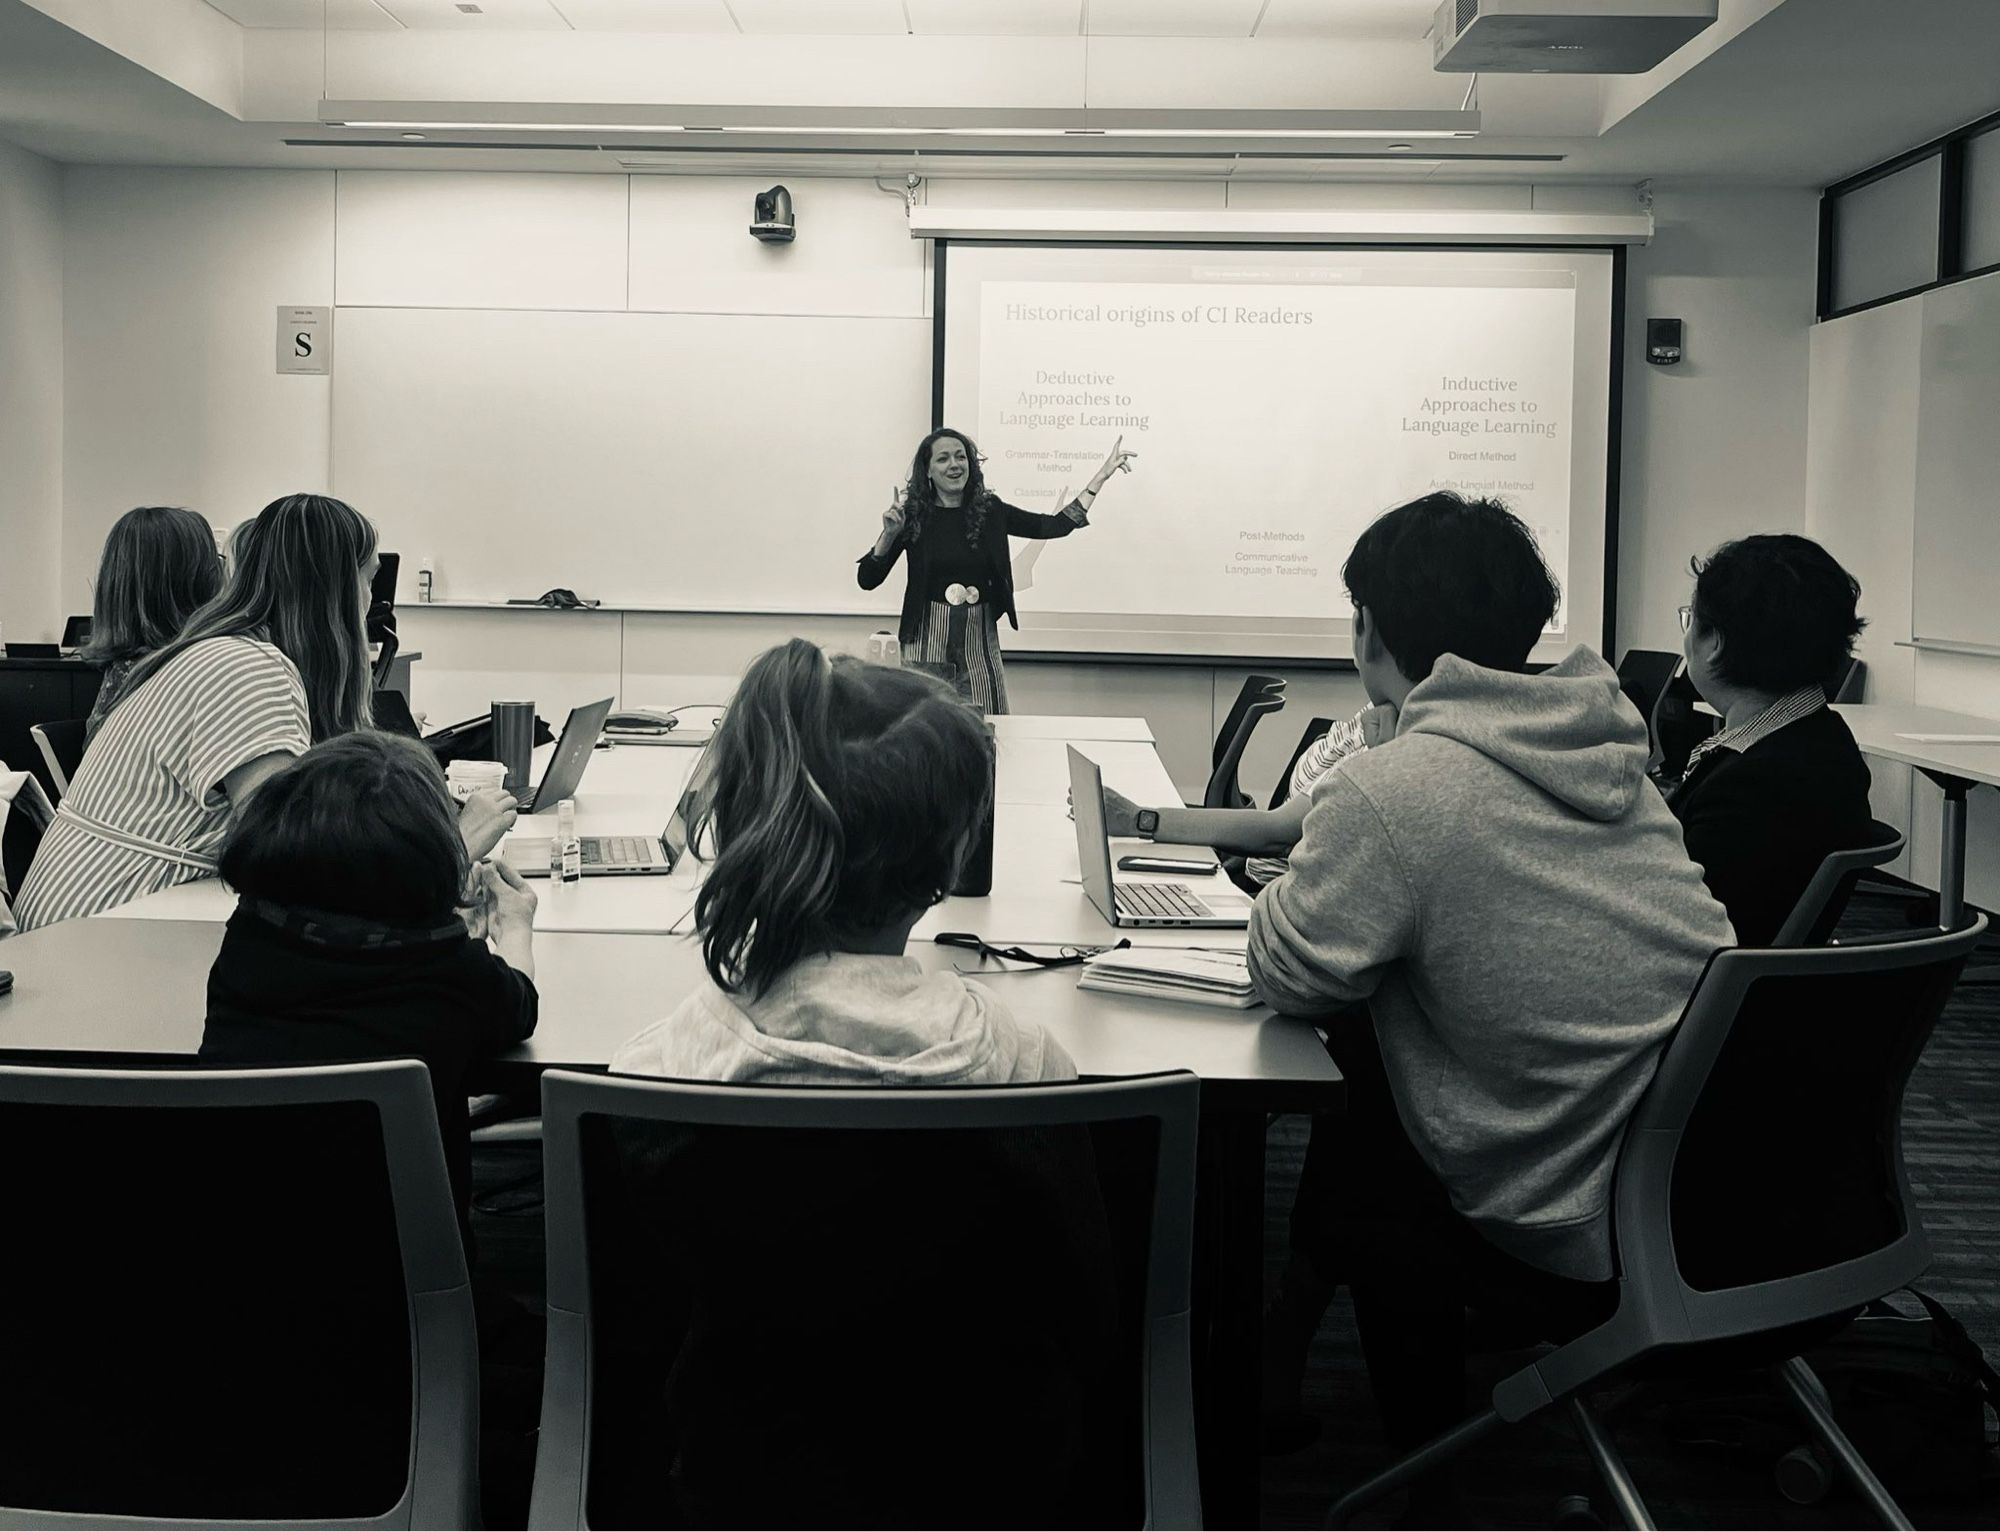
[1205,675,1286,809]
[370,629,402,692]
[1611,917,1985,1350]
[1212,673,1285,773]
[1616,648,1682,732]
[1769,818,1905,948]
[1267,715,1335,810]
[531,1070,1201,1531]
[30,718,86,801]
[1,765,54,920]
[1825,654,1866,704]
[0,1059,478,1528]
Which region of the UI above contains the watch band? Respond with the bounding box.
[1135,809,1160,839]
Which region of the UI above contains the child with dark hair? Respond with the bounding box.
[612,638,1072,1083]
[1672,534,1874,945]
[200,729,538,1245]
[198,729,542,1523]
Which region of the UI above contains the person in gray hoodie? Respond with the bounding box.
[1251,493,1734,1489]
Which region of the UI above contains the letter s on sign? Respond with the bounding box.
[294,332,313,358]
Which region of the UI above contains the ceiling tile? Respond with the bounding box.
[373,0,573,28]
[725,0,908,34]
[1086,0,1262,37]
[549,0,739,26]
[904,0,1080,35]
[1254,0,1437,40]
[202,0,404,26]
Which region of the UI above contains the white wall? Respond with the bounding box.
[61,166,334,604]
[1616,184,1820,659]
[52,165,1816,800]
[0,140,63,645]
[1807,292,2000,907]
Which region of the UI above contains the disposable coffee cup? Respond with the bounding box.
[446,760,506,804]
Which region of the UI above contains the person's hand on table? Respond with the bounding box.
[458,786,519,859]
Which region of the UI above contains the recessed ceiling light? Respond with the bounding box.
[1386,142,1415,152]
[400,131,426,140]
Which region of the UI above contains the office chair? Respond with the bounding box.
[1326,917,1987,1531]
[1615,649,1682,735]
[1770,820,1905,947]
[30,718,86,802]
[1,764,55,927]
[1202,674,1286,809]
[530,1069,1202,1531]
[1825,656,1867,704]
[0,1059,480,1528]
[370,629,402,693]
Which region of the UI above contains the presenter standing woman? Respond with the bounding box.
[858,428,1135,713]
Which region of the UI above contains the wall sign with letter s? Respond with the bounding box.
[276,305,331,375]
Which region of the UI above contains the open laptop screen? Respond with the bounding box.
[1065,746,1119,921]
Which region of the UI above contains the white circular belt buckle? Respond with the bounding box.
[945,583,981,606]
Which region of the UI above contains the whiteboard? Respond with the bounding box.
[330,307,929,612]
[1912,273,2000,650]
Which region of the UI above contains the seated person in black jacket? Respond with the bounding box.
[1671,534,1874,945]
[200,730,541,1524]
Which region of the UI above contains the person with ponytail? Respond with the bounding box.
[610,638,1073,1084]
[857,427,1136,714]
[15,493,516,929]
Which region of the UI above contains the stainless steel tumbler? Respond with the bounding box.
[491,699,536,800]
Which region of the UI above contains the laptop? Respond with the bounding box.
[1067,745,1254,929]
[516,697,615,815]
[61,615,91,654]
[508,779,706,878]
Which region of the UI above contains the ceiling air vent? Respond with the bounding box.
[1433,0,1718,73]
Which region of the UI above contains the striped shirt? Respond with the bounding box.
[1244,707,1376,885]
[14,637,311,929]
[1683,686,1826,779]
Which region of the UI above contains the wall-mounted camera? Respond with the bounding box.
[751,185,795,244]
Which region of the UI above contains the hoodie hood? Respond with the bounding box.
[1395,646,1648,822]
[609,952,1075,1086]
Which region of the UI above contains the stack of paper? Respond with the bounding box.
[1077,946,1261,1009]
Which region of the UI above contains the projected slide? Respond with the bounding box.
[940,245,1614,662]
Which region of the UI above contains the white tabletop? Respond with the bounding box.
[0,917,1332,1092]
[1834,702,2000,789]
[23,716,1337,1094]
[102,722,1223,942]
[987,714,1154,744]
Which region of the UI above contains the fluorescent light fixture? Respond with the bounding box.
[905,206,1653,246]
[319,101,1480,141]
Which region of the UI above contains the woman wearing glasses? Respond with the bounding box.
[857,427,1136,713]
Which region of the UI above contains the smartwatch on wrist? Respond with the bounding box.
[1135,809,1160,839]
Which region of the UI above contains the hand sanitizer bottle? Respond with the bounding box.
[555,798,582,884]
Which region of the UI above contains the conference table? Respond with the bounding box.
[1836,702,2000,930]
[0,711,1342,1526]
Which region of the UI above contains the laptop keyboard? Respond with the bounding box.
[583,836,653,867]
[1114,881,1208,920]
